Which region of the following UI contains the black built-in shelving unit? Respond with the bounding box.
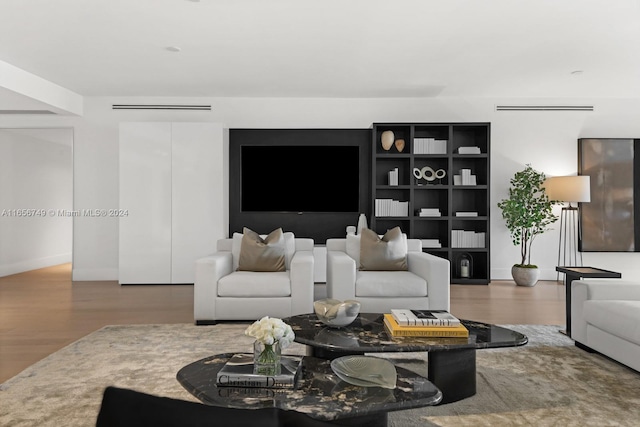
[371,123,491,284]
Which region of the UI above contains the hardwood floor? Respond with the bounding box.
[0,263,565,383]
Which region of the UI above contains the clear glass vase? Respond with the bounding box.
[253,340,281,375]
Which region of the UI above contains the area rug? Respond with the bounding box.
[1,324,639,427]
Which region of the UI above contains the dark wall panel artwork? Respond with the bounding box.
[578,138,637,252]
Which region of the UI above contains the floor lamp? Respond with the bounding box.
[543,176,591,279]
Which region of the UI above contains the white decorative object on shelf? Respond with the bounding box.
[418,208,441,217]
[357,213,368,234]
[458,146,481,154]
[454,169,477,186]
[455,212,478,217]
[375,199,409,217]
[421,239,442,248]
[381,131,394,150]
[346,226,356,235]
[413,138,448,154]
[388,167,399,186]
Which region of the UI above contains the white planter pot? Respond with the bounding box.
[511,265,540,287]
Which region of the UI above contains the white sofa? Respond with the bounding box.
[194,236,314,324]
[326,237,450,313]
[571,279,640,372]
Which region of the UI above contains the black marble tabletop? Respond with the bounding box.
[177,353,442,422]
[284,313,528,354]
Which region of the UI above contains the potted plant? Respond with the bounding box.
[497,164,558,286]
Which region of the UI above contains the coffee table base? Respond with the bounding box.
[307,346,477,404]
[428,348,476,404]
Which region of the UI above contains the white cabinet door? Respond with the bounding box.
[119,123,172,284]
[170,123,221,283]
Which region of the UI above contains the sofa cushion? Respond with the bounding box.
[355,271,427,297]
[218,271,291,297]
[359,227,408,271]
[237,227,285,272]
[232,229,295,271]
[584,300,640,346]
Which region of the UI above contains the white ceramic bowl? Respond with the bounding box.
[313,298,361,327]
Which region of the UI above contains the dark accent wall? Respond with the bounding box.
[229,129,371,243]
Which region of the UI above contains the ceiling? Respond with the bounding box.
[1,0,639,111]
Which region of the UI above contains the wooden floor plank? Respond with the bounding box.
[0,263,565,383]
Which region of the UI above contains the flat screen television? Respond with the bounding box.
[241,145,360,212]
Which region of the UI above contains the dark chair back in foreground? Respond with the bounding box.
[96,386,335,427]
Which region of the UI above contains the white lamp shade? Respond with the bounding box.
[543,175,591,203]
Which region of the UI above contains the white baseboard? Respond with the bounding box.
[0,253,72,277]
[72,268,119,281]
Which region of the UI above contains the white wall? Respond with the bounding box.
[2,96,640,281]
[0,128,73,276]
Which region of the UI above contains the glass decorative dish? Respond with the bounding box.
[330,355,397,389]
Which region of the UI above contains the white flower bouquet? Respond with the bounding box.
[244,316,295,348]
[245,316,295,375]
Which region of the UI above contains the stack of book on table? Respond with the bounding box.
[216,353,303,388]
[384,309,469,337]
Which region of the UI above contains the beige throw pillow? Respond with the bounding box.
[237,227,286,272]
[359,227,408,271]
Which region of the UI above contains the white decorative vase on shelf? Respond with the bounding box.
[356,214,368,234]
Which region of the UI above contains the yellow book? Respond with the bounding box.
[383,314,469,337]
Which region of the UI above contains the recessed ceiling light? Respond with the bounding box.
[165,46,181,52]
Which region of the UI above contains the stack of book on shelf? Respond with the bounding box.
[457,146,481,154]
[414,138,447,154]
[375,198,409,217]
[216,353,303,388]
[453,169,477,186]
[455,211,478,217]
[384,310,469,337]
[451,229,486,248]
[388,167,399,186]
[417,207,441,217]
[421,239,442,248]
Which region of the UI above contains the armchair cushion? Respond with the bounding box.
[356,271,427,297]
[359,227,408,271]
[238,227,285,272]
[218,271,291,297]
[232,228,296,271]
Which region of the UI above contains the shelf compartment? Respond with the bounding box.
[452,188,488,216]
[373,218,411,235]
[452,125,489,154]
[413,158,449,186]
[451,250,488,283]
[375,125,411,155]
[414,220,449,249]
[414,188,449,217]
[375,157,411,186]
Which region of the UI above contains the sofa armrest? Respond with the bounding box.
[290,250,315,315]
[407,252,451,311]
[194,252,233,323]
[326,251,356,302]
[571,279,640,341]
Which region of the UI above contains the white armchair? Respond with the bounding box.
[326,237,450,313]
[194,233,314,324]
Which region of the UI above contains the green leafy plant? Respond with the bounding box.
[497,164,558,267]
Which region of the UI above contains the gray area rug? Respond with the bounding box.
[1,324,639,426]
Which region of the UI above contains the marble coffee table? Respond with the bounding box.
[177,353,441,427]
[284,313,528,404]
